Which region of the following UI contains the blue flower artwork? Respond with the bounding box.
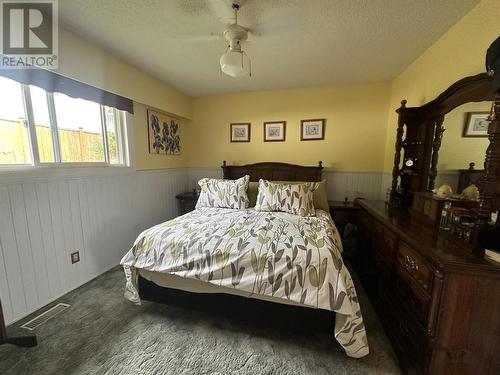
[147,109,181,155]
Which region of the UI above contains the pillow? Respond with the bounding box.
[310,180,329,212]
[196,175,250,209]
[248,180,329,212]
[255,179,318,216]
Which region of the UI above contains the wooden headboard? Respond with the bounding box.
[222,161,323,182]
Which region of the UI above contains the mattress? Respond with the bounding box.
[121,207,369,358]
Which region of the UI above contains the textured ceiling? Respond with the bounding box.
[59,0,479,97]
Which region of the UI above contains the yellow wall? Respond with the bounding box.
[58,28,191,119]
[439,101,491,171]
[57,27,192,170]
[185,82,391,171]
[55,0,498,173]
[185,0,498,172]
[383,0,500,171]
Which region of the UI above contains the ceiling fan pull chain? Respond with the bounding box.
[248,55,252,77]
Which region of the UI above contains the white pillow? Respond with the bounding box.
[255,179,318,217]
[196,175,250,209]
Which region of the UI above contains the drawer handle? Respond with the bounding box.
[404,255,418,272]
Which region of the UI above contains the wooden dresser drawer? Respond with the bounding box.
[372,225,397,273]
[392,305,429,373]
[379,285,429,373]
[372,221,397,251]
[397,242,433,292]
[381,227,397,253]
[394,263,431,324]
[358,211,372,233]
[372,219,383,236]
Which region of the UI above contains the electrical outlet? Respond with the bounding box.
[71,251,80,264]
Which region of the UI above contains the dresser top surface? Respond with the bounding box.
[358,200,500,272]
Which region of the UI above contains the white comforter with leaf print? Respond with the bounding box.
[120,208,369,358]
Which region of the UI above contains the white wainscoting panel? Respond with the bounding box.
[186,168,223,191]
[187,168,386,201]
[323,171,385,201]
[0,169,188,324]
[0,166,387,325]
[381,172,393,201]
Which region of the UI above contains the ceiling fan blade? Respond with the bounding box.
[207,0,236,25]
[182,33,223,43]
[245,2,302,37]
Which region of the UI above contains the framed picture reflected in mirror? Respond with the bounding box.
[463,112,490,137]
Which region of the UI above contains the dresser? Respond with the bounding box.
[355,200,500,375]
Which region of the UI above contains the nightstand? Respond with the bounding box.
[328,200,360,239]
[329,200,361,258]
[176,192,199,215]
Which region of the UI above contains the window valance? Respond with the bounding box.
[0,68,134,114]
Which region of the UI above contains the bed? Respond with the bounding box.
[120,162,369,358]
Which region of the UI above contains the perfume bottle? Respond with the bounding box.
[440,202,452,230]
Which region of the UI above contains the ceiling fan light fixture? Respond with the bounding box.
[218,2,251,78]
[220,46,251,78]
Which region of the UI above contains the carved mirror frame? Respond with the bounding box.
[391,73,500,222]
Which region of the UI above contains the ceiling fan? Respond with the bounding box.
[208,0,253,78]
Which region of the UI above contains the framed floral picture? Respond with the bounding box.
[463,112,490,137]
[264,121,286,142]
[301,119,325,140]
[230,123,251,142]
[147,109,181,154]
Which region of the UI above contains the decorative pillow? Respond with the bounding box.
[309,180,329,212]
[255,179,318,216]
[248,180,329,211]
[196,175,250,209]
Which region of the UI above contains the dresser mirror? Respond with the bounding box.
[391,73,500,254]
[433,101,491,194]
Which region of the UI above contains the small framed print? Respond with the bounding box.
[230,123,251,142]
[301,119,325,140]
[264,121,286,142]
[463,112,490,137]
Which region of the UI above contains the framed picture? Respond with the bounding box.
[147,109,181,155]
[264,121,286,142]
[230,123,251,142]
[301,119,325,140]
[463,112,490,137]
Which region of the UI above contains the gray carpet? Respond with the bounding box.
[0,266,400,375]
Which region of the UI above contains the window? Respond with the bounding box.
[30,85,54,163]
[0,77,32,164]
[103,106,124,165]
[0,76,128,167]
[53,92,105,163]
